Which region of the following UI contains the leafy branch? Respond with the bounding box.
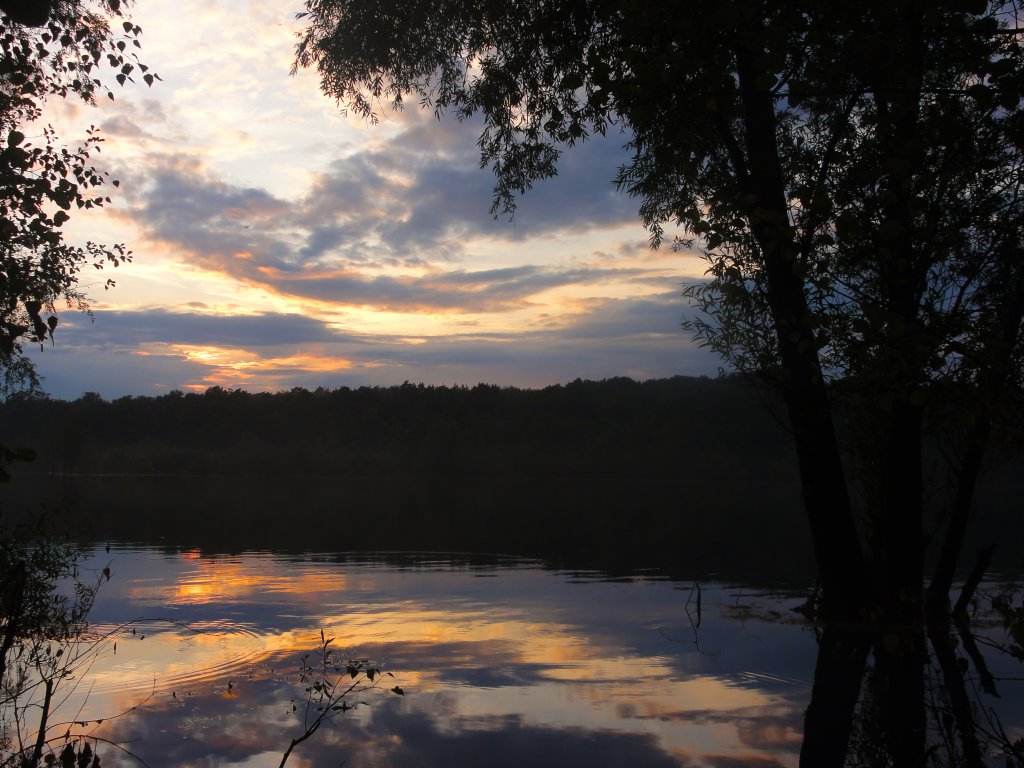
[279,629,403,768]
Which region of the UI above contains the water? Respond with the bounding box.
[36,547,827,768]
[4,460,1022,767]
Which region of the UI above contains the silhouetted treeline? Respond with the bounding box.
[0,376,796,480]
[2,375,1020,577]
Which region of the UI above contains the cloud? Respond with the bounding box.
[297,115,640,249]
[27,344,217,398]
[26,296,718,399]
[36,3,703,401]
[98,98,176,141]
[138,156,290,253]
[121,156,655,312]
[560,293,690,340]
[121,108,648,314]
[99,114,156,141]
[263,264,650,312]
[64,309,348,348]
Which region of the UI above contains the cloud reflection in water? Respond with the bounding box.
[73,549,813,767]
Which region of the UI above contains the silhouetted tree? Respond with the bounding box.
[0,0,156,396]
[0,3,155,762]
[294,0,1023,619]
[294,4,1024,763]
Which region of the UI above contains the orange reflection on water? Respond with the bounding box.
[76,554,809,768]
[128,560,348,606]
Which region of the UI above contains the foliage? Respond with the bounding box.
[294,0,1024,617]
[0,513,84,677]
[0,442,33,482]
[0,0,156,395]
[0,513,101,767]
[0,4,156,765]
[280,629,403,768]
[0,518,154,768]
[991,586,1024,662]
[0,376,797,478]
[295,7,1024,760]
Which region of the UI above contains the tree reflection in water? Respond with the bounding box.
[267,586,1024,767]
[803,583,1024,767]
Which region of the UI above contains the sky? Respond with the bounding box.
[27,0,718,400]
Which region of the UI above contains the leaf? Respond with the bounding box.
[391,686,404,696]
[560,72,583,91]
[3,146,29,168]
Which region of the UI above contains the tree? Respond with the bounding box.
[295,0,1022,614]
[0,0,156,396]
[0,2,153,763]
[295,2,1024,763]
[0,515,101,768]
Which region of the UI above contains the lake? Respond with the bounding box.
[3,473,1023,767]
[17,545,1024,768]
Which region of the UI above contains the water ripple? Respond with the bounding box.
[85,619,273,697]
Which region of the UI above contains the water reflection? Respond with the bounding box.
[16,548,1024,768]
[56,549,816,767]
[801,607,1024,768]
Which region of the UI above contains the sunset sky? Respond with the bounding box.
[28,0,716,399]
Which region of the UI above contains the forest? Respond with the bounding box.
[0,374,1019,580]
[0,375,793,479]
[0,375,814,578]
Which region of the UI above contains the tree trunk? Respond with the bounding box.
[733,38,868,622]
[928,244,1024,616]
[928,619,984,767]
[876,629,928,768]
[0,561,26,684]
[800,627,871,767]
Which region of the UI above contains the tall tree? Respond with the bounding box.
[295,0,1023,624]
[0,0,155,396]
[298,5,1024,762]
